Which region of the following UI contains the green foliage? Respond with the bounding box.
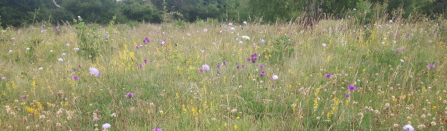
[74,17,99,61]
[262,36,295,65]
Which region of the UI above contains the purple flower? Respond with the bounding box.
[135,46,140,49]
[428,64,435,68]
[345,93,350,98]
[21,95,27,99]
[217,64,221,68]
[72,76,79,80]
[144,59,148,63]
[325,74,331,78]
[126,93,134,98]
[242,65,245,68]
[222,61,227,66]
[259,65,264,68]
[260,39,265,43]
[143,37,151,44]
[335,17,339,20]
[73,68,77,72]
[202,64,210,71]
[247,58,251,62]
[78,64,81,67]
[395,50,399,54]
[199,68,203,73]
[139,64,143,68]
[260,71,265,76]
[152,128,162,131]
[271,84,275,87]
[237,65,240,69]
[348,85,356,91]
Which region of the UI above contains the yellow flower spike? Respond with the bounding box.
[234,125,238,130]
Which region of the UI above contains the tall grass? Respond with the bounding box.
[0,15,446,130]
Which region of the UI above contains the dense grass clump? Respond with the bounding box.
[0,18,446,130]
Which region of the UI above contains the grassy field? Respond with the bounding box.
[0,18,447,130]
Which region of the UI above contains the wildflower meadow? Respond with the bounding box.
[1,16,447,130]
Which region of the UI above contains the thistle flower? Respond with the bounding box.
[89,67,101,76]
[223,61,227,66]
[403,125,414,131]
[143,59,148,63]
[21,95,27,99]
[135,46,140,49]
[428,64,435,68]
[217,64,221,69]
[242,65,245,68]
[202,64,210,71]
[271,75,278,80]
[125,93,134,98]
[348,85,356,91]
[139,64,143,68]
[143,37,151,44]
[102,123,111,129]
[72,76,79,80]
[199,68,203,73]
[259,65,264,68]
[345,93,350,98]
[237,65,240,69]
[260,71,265,76]
[325,74,331,78]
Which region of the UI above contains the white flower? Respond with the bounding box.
[38,67,43,70]
[74,48,79,51]
[272,75,279,80]
[78,16,81,19]
[8,50,12,53]
[241,36,250,40]
[89,67,101,76]
[239,41,243,44]
[228,22,233,26]
[400,59,404,62]
[58,58,63,62]
[322,43,327,47]
[403,124,414,131]
[389,20,393,23]
[353,8,357,11]
[1,77,6,80]
[50,50,53,52]
[243,21,247,24]
[66,43,70,46]
[102,123,111,129]
[230,27,235,30]
[62,53,66,56]
[26,47,30,50]
[204,29,208,32]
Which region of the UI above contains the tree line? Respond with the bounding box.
[0,0,446,27]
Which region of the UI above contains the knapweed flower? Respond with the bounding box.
[259,65,264,68]
[348,85,356,91]
[202,64,210,71]
[136,46,140,49]
[139,64,143,68]
[72,76,79,80]
[152,128,162,131]
[237,65,240,69]
[199,68,203,73]
[102,123,111,129]
[242,65,245,68]
[345,93,350,98]
[403,125,414,131]
[217,64,221,68]
[428,64,435,68]
[260,39,265,43]
[89,67,101,76]
[272,75,278,80]
[21,95,27,99]
[143,37,151,44]
[223,61,227,66]
[58,58,63,62]
[325,74,331,78]
[143,59,148,63]
[125,93,134,98]
[260,71,265,76]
